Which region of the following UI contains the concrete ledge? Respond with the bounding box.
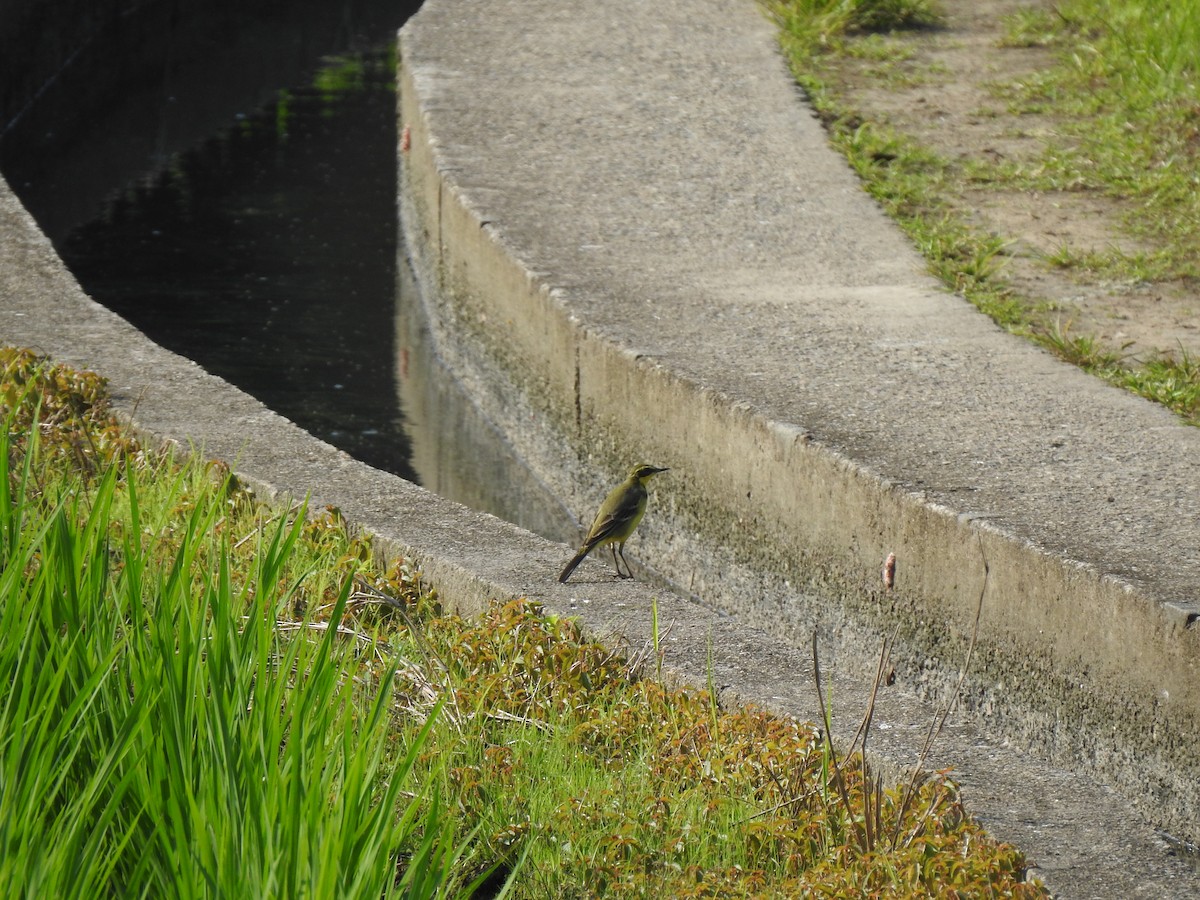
[3,170,1198,896]
[395,0,1200,868]
[2,0,1199,892]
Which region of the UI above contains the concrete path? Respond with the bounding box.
[1,0,1198,894]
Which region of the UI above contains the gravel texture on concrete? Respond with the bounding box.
[2,0,1199,893]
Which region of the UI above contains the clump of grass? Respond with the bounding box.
[1038,320,1126,373]
[998,7,1072,49]
[0,358,496,897]
[1120,348,1200,423]
[1040,241,1178,283]
[766,0,941,56]
[1036,324,1200,424]
[0,350,1046,896]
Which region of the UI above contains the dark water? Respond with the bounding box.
[59,51,414,478]
[1,1,421,481]
[1,0,575,538]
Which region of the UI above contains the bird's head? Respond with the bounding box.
[630,463,670,482]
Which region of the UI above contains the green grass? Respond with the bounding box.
[0,348,1046,896]
[1119,347,1200,418]
[766,0,1200,425]
[992,1,1200,269]
[415,602,1041,896]
[0,350,497,898]
[766,0,939,51]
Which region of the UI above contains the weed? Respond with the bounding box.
[1119,347,1200,424]
[998,7,1071,50]
[1038,319,1126,371]
[766,0,941,56]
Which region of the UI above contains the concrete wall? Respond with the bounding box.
[395,2,1200,843]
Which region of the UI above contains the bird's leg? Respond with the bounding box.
[616,543,633,579]
[608,544,623,577]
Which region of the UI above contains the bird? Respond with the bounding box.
[559,463,669,583]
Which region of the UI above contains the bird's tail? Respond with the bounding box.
[558,548,589,583]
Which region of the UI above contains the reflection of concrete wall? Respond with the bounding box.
[395,252,577,542]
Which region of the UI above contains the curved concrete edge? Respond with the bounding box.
[396,37,1200,841]
[0,138,1196,895]
[393,0,1200,886]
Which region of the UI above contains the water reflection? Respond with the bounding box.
[58,50,415,480]
[2,1,572,539]
[395,254,577,541]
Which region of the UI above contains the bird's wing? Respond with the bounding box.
[584,487,646,549]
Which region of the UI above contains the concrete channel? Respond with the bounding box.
[3,0,1200,895]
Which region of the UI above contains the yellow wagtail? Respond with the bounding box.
[559,463,669,583]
